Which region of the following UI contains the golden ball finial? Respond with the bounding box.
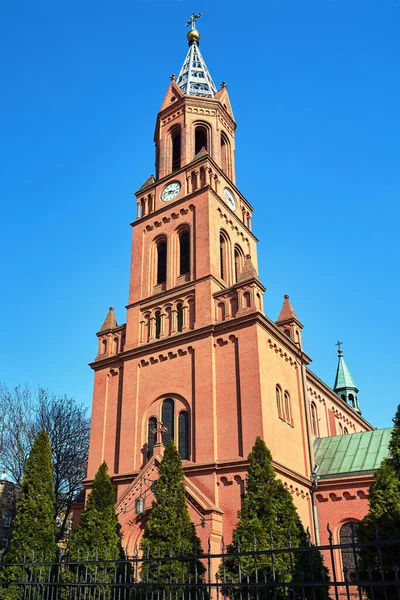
[187,29,200,44]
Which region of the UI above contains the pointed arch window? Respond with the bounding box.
[157,240,167,285]
[311,402,319,436]
[162,399,174,447]
[195,125,208,155]
[171,130,181,172]
[178,411,189,460]
[339,422,343,435]
[179,230,190,275]
[147,417,157,458]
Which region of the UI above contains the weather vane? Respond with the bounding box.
[185,13,202,30]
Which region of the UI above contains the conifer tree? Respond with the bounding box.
[63,462,127,597]
[221,437,328,599]
[0,430,57,599]
[67,460,124,559]
[357,405,400,599]
[140,441,206,586]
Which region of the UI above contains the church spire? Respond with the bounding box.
[176,13,217,98]
[333,342,361,414]
[276,294,303,344]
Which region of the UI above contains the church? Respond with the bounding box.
[80,15,392,561]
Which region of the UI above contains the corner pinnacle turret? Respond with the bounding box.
[176,13,217,98]
[333,342,361,414]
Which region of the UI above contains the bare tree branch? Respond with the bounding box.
[0,384,90,541]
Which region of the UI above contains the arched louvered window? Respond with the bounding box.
[162,399,174,447]
[340,522,358,582]
[276,386,283,419]
[234,246,244,283]
[311,402,318,436]
[155,311,161,339]
[157,241,167,285]
[172,130,181,172]
[177,303,184,332]
[195,126,208,155]
[178,411,189,460]
[179,231,190,275]
[147,417,157,458]
[221,133,229,175]
[284,392,292,425]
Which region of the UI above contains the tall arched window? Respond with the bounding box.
[220,234,226,280]
[171,130,181,172]
[147,417,157,458]
[311,402,318,436]
[221,133,230,175]
[234,246,244,282]
[101,340,107,355]
[276,386,283,419]
[162,399,174,447]
[155,311,161,339]
[157,241,167,285]
[344,427,348,435]
[179,230,190,276]
[178,411,189,460]
[340,522,358,582]
[284,392,292,425]
[195,125,208,155]
[339,422,343,435]
[177,303,184,332]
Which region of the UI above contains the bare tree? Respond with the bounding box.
[0,384,90,541]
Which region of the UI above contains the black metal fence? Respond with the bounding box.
[0,529,399,600]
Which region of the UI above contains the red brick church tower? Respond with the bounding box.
[84,15,375,555]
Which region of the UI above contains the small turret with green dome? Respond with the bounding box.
[333,342,361,415]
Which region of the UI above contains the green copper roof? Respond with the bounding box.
[314,428,393,478]
[334,353,358,392]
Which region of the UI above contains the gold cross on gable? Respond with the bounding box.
[153,420,167,446]
[185,13,202,30]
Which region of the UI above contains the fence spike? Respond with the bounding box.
[253,532,257,551]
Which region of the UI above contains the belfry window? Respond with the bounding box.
[157,241,167,285]
[220,232,230,282]
[195,125,208,155]
[234,246,244,282]
[172,130,181,172]
[162,399,174,447]
[178,411,189,460]
[147,417,157,458]
[179,231,190,275]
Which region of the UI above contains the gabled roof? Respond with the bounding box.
[176,38,217,98]
[334,352,358,392]
[99,306,117,332]
[314,428,393,478]
[276,294,301,325]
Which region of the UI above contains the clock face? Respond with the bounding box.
[161,181,181,202]
[223,187,236,211]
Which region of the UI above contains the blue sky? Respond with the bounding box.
[0,0,399,429]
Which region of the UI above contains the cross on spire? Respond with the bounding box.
[336,340,343,355]
[185,12,202,30]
